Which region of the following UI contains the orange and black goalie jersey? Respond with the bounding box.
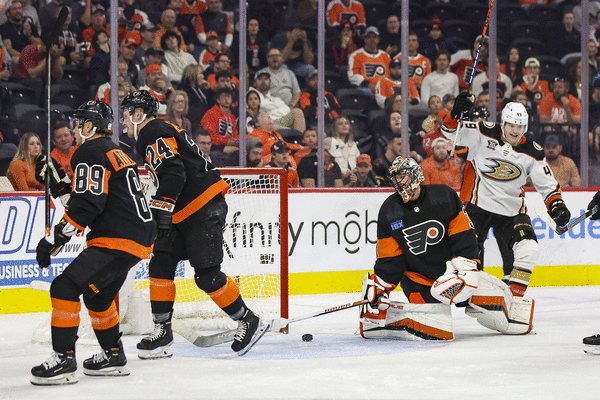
[374,184,479,285]
[64,137,156,259]
[136,118,230,224]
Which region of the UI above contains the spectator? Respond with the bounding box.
[194,0,233,50]
[246,1,277,41]
[133,23,159,68]
[299,69,342,129]
[589,75,600,155]
[6,132,43,191]
[508,87,537,129]
[206,52,239,91]
[420,50,459,107]
[13,39,64,103]
[499,47,525,88]
[394,31,431,92]
[267,140,299,188]
[291,0,318,28]
[245,136,264,167]
[369,92,402,140]
[247,111,303,158]
[0,0,41,65]
[422,95,443,135]
[39,0,85,34]
[539,77,581,125]
[347,26,390,95]
[244,88,261,133]
[55,6,84,68]
[2,0,41,35]
[192,127,229,167]
[49,121,76,182]
[230,18,268,71]
[548,10,581,59]
[270,26,316,81]
[587,39,599,78]
[256,48,302,107]
[88,29,110,85]
[136,46,170,88]
[520,57,550,108]
[198,30,220,71]
[160,29,196,85]
[293,128,317,165]
[450,35,488,90]
[326,0,366,31]
[178,63,213,125]
[375,111,424,163]
[329,115,360,181]
[543,133,581,187]
[566,60,584,101]
[200,86,239,153]
[419,18,457,65]
[165,90,192,132]
[82,5,109,59]
[252,70,306,132]
[420,137,461,189]
[375,58,420,109]
[118,37,139,87]
[372,134,403,186]
[139,63,173,118]
[472,56,513,112]
[325,20,358,74]
[98,76,132,104]
[154,9,187,52]
[297,137,343,187]
[379,14,401,57]
[348,153,377,187]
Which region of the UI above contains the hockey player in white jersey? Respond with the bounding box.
[440,93,571,297]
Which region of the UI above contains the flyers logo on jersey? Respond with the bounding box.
[480,158,522,181]
[364,63,386,78]
[402,220,445,255]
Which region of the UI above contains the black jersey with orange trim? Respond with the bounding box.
[136,118,230,224]
[374,184,479,286]
[64,137,155,259]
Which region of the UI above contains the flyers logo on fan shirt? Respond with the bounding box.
[218,119,234,137]
[480,158,522,181]
[340,12,359,25]
[402,220,445,255]
[408,64,423,79]
[364,63,387,79]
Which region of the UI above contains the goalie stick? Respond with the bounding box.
[170,319,237,348]
[534,205,599,235]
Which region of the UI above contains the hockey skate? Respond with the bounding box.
[137,321,174,359]
[31,350,78,385]
[231,309,269,356]
[583,334,600,355]
[83,340,130,376]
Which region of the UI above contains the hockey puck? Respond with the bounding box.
[302,334,313,342]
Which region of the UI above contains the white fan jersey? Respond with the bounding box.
[441,118,562,217]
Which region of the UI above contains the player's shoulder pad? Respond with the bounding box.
[425,184,461,206]
[140,118,176,144]
[515,139,545,161]
[71,137,111,167]
[478,121,503,141]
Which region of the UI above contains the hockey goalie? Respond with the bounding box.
[359,157,534,341]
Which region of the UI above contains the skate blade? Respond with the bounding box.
[236,321,270,357]
[84,365,131,376]
[583,344,600,355]
[30,372,78,385]
[138,345,173,360]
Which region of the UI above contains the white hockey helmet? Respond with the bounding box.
[501,102,528,135]
[388,156,424,203]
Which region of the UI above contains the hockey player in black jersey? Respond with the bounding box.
[582,191,600,354]
[31,101,156,385]
[120,90,268,358]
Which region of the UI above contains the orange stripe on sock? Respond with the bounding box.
[207,276,240,309]
[51,298,81,328]
[149,277,176,302]
[89,301,119,330]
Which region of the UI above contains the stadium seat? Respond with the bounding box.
[510,20,544,42]
[410,19,432,40]
[324,70,346,94]
[341,109,369,139]
[425,3,460,23]
[536,55,564,78]
[276,128,303,143]
[446,36,470,50]
[362,0,390,28]
[497,4,528,25]
[13,104,47,139]
[392,1,425,20]
[336,89,374,111]
[527,4,561,26]
[51,83,91,109]
[510,37,546,59]
[441,20,477,46]
[460,4,489,25]
[0,82,36,117]
[62,65,88,88]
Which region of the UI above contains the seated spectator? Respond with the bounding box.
[56,6,84,68]
[154,9,187,52]
[246,136,264,167]
[520,57,550,108]
[200,86,239,153]
[206,52,239,91]
[178,63,213,125]
[420,137,461,189]
[256,48,302,106]
[266,140,299,188]
[375,58,420,109]
[247,111,303,158]
[325,20,358,79]
[1,0,41,65]
[547,10,580,59]
[192,127,230,167]
[0,122,18,169]
[270,26,316,81]
[40,0,84,34]
[50,121,77,182]
[165,90,192,132]
[253,70,306,132]
[160,29,197,86]
[379,14,401,58]
[450,35,488,90]
[422,95,443,136]
[3,0,41,35]
[374,111,424,163]
[133,23,159,68]
[509,87,537,127]
[567,60,584,101]
[419,18,457,65]
[539,77,582,125]
[299,69,341,129]
[244,88,261,133]
[118,37,139,87]
[589,74,600,155]
[194,0,233,51]
[500,47,526,88]
[198,30,220,71]
[293,128,318,165]
[394,31,431,92]
[348,26,390,95]
[6,132,44,191]
[420,49,459,105]
[230,18,268,71]
[372,134,403,186]
[291,0,318,28]
[326,0,366,31]
[140,64,174,118]
[88,29,111,85]
[472,56,513,111]
[297,137,343,187]
[136,47,170,88]
[213,70,238,100]
[329,116,360,181]
[82,5,110,60]
[543,133,581,187]
[348,153,378,187]
[13,39,64,103]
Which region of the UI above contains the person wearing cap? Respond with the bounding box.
[542,133,581,187]
[299,69,342,129]
[133,23,159,67]
[420,49,459,107]
[153,9,187,52]
[269,26,315,81]
[140,63,173,118]
[326,0,366,30]
[450,35,488,90]
[0,0,42,65]
[472,55,513,112]
[256,48,302,107]
[420,137,461,189]
[420,18,458,65]
[3,0,41,36]
[247,111,303,159]
[198,31,220,71]
[136,47,171,88]
[200,87,239,153]
[378,15,401,57]
[393,31,431,91]
[266,140,299,188]
[82,4,110,58]
[375,58,420,109]
[348,26,391,94]
[349,153,378,187]
[160,29,197,85]
[297,137,344,187]
[193,0,233,50]
[538,76,581,125]
[519,57,550,107]
[118,37,140,87]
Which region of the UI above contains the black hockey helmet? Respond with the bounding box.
[74,100,113,130]
[121,90,159,117]
[468,106,490,121]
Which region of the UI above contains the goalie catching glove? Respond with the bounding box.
[450,92,476,119]
[362,273,396,311]
[548,198,570,227]
[36,218,81,268]
[35,155,71,207]
[431,257,480,305]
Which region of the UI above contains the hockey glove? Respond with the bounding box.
[431,257,480,305]
[35,155,72,207]
[548,198,571,227]
[363,274,396,311]
[450,92,475,120]
[149,197,175,239]
[35,218,79,268]
[588,191,600,220]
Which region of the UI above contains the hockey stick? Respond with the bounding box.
[171,319,236,347]
[534,205,598,235]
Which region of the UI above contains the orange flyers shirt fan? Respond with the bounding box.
[347,49,391,87]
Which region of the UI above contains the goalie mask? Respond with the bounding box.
[389,156,424,203]
[73,100,113,143]
[501,102,528,143]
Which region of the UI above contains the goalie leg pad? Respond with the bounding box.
[361,302,453,341]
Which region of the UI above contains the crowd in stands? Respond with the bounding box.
[0,0,598,190]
